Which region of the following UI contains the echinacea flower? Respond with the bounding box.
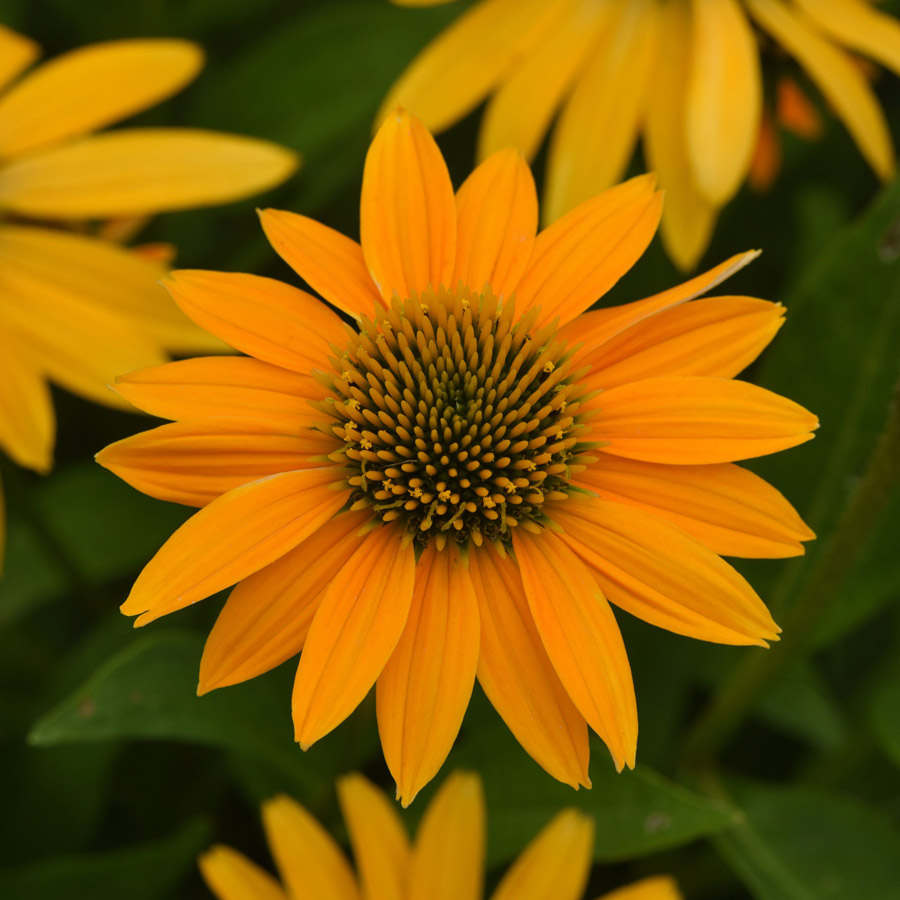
[382,0,900,269]
[98,109,817,804]
[0,25,297,564]
[199,771,683,900]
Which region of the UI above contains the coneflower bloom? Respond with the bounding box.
[199,771,683,900]
[98,109,816,804]
[382,0,900,269]
[0,25,296,563]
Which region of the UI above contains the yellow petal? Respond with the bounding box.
[259,208,385,321]
[0,40,202,158]
[686,0,762,204]
[361,109,456,301]
[0,341,54,473]
[377,544,480,806]
[262,795,361,900]
[553,499,780,646]
[478,1,607,163]
[409,771,485,900]
[377,0,558,135]
[515,175,662,327]
[584,297,785,387]
[121,468,350,626]
[198,846,288,900]
[597,876,684,900]
[0,25,39,92]
[575,457,813,559]
[113,357,323,430]
[643,0,718,270]
[560,250,761,365]
[745,0,894,180]
[337,774,411,900]
[793,0,900,79]
[544,0,660,223]
[452,148,538,299]
[199,511,371,694]
[96,419,335,508]
[489,809,593,900]
[512,529,637,771]
[468,547,590,789]
[0,128,298,218]
[292,525,416,748]
[164,270,345,375]
[587,375,818,464]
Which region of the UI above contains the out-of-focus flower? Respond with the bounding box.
[98,109,816,804]
[199,771,683,900]
[382,0,900,269]
[0,25,297,566]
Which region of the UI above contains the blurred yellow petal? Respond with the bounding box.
[410,772,484,900]
[644,0,718,270]
[479,0,607,163]
[337,774,411,900]
[0,40,203,158]
[686,0,762,204]
[746,0,895,180]
[0,25,39,91]
[378,0,559,134]
[199,846,288,900]
[489,809,593,900]
[0,342,53,473]
[262,795,361,900]
[793,0,900,79]
[597,876,684,900]
[545,0,660,223]
[0,128,298,218]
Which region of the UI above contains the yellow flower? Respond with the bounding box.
[0,25,297,564]
[199,771,683,900]
[382,0,900,269]
[98,109,817,805]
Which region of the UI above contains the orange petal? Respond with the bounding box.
[198,511,371,694]
[262,795,361,900]
[575,457,814,559]
[686,0,762,204]
[164,270,346,375]
[514,175,662,327]
[0,40,202,158]
[512,529,637,771]
[775,77,823,141]
[377,544,480,806]
[337,773,411,900]
[122,468,350,626]
[587,375,818,464]
[0,26,39,93]
[259,208,385,320]
[489,809,594,900]
[468,547,590,789]
[292,525,416,748]
[560,250,761,364]
[409,772,485,900]
[583,297,785,387]
[748,112,783,193]
[96,418,335,507]
[198,846,289,900]
[0,342,54,473]
[597,876,684,900]
[451,148,538,299]
[113,357,323,431]
[360,109,456,301]
[553,499,780,646]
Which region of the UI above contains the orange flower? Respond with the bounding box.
[99,110,817,805]
[199,771,683,900]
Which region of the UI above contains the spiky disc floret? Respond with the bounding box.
[316,285,596,549]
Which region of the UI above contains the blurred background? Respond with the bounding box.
[2,1,900,897]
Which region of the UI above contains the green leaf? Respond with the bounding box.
[715,780,900,900]
[0,819,209,900]
[867,652,900,770]
[448,719,737,864]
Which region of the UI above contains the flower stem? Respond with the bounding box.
[681,367,900,769]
